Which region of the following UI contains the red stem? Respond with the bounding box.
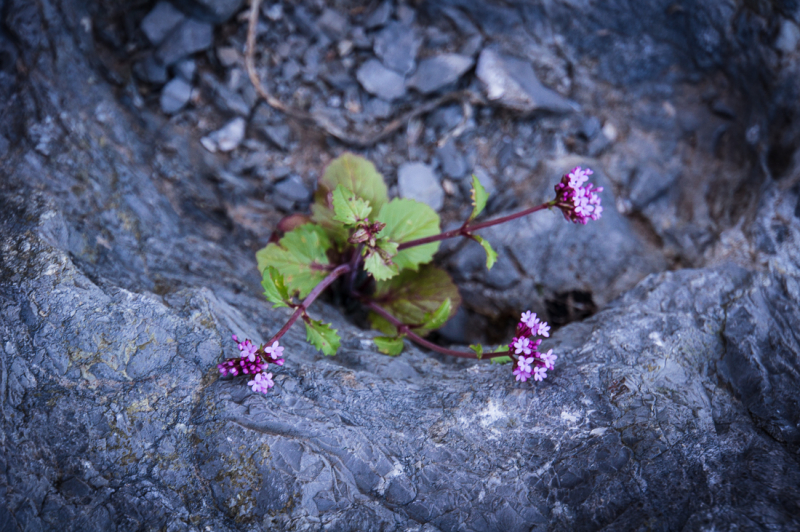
[267,263,351,344]
[398,201,554,251]
[365,300,511,360]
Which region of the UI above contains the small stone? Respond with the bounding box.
[0,134,8,158]
[200,73,251,116]
[200,117,246,153]
[365,0,392,29]
[160,78,192,114]
[397,162,444,211]
[141,2,186,46]
[407,53,474,94]
[216,46,240,67]
[156,19,214,67]
[351,27,371,49]
[374,22,420,75]
[427,104,463,132]
[317,9,348,40]
[133,55,168,85]
[179,0,245,24]
[356,59,407,101]
[282,59,301,81]
[776,20,800,53]
[174,58,197,81]
[262,124,291,150]
[263,3,282,21]
[275,175,311,202]
[437,140,468,180]
[337,40,354,57]
[364,98,393,119]
[476,48,579,114]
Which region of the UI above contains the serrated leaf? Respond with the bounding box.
[368,312,398,336]
[374,336,405,356]
[256,224,331,299]
[473,235,498,270]
[305,319,341,356]
[376,198,441,272]
[490,356,513,364]
[364,249,399,281]
[332,184,372,226]
[372,265,460,336]
[470,344,484,359]
[261,266,291,308]
[420,298,451,330]
[469,174,489,221]
[312,153,388,244]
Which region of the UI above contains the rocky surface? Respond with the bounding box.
[0,0,799,530]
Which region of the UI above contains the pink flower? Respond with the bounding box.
[553,166,603,224]
[512,337,532,355]
[238,339,259,362]
[539,349,557,370]
[533,366,547,381]
[513,366,531,382]
[535,322,550,338]
[520,310,538,329]
[248,372,274,394]
[264,340,284,361]
[517,355,535,374]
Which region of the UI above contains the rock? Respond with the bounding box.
[159,78,192,114]
[156,19,214,67]
[476,48,579,114]
[356,59,407,101]
[132,54,168,85]
[173,58,197,81]
[140,1,186,46]
[397,161,445,211]
[365,1,392,29]
[373,22,421,75]
[263,2,282,21]
[200,117,246,153]
[317,8,348,40]
[776,20,800,53]
[216,46,239,67]
[262,124,291,150]
[364,97,393,119]
[200,72,251,117]
[407,53,474,94]
[436,140,468,179]
[173,0,245,24]
[274,175,311,202]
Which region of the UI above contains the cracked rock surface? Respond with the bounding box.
[0,0,799,530]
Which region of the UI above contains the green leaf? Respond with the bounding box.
[490,356,513,364]
[473,235,498,270]
[368,313,398,336]
[420,298,452,330]
[470,344,484,359]
[255,224,331,299]
[364,249,399,281]
[332,184,372,226]
[470,344,510,362]
[372,265,460,336]
[376,198,441,272]
[469,174,489,221]
[373,336,405,356]
[261,266,291,308]
[312,153,389,244]
[305,319,341,356]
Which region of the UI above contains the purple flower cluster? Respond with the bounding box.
[217,335,284,393]
[554,167,603,224]
[510,311,557,383]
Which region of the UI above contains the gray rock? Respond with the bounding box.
[263,2,282,21]
[200,117,246,153]
[476,48,579,114]
[776,20,800,52]
[436,140,468,180]
[274,175,311,202]
[174,0,245,24]
[374,22,421,75]
[365,1,392,29]
[200,72,251,116]
[132,54,168,85]
[397,161,445,211]
[364,97,393,119]
[262,124,291,150]
[173,58,197,81]
[159,78,192,114]
[317,8,348,40]
[156,19,214,67]
[140,1,186,46]
[356,59,407,101]
[407,53,474,94]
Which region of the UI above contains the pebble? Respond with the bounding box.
[182,0,245,24]
[776,20,800,52]
[374,22,420,75]
[262,124,291,150]
[317,9,348,40]
[356,59,407,101]
[263,3,282,21]
[156,19,214,67]
[200,117,246,153]
[133,55,168,85]
[476,48,578,114]
[216,46,240,67]
[200,72,251,116]
[364,98,393,119]
[437,140,468,180]
[160,78,193,114]
[397,162,444,211]
[274,175,311,202]
[174,58,197,81]
[365,1,392,29]
[407,53,474,94]
[141,2,186,46]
